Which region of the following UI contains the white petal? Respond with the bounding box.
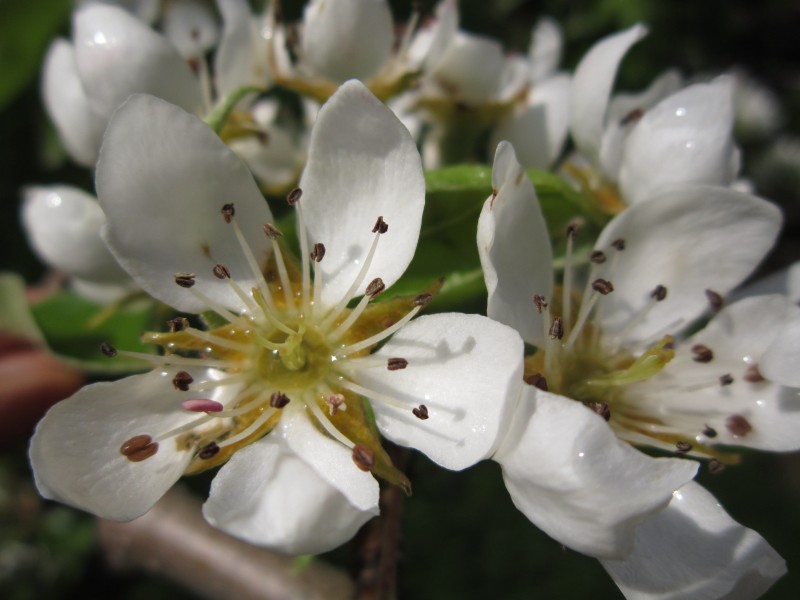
[74,3,203,120]
[494,388,698,559]
[620,77,739,204]
[601,482,786,600]
[214,0,267,97]
[478,142,553,346]
[96,94,273,314]
[354,313,524,471]
[428,31,506,105]
[29,369,232,521]
[528,17,562,82]
[203,434,378,555]
[21,185,129,285]
[301,0,394,83]
[163,0,219,59]
[298,80,424,308]
[570,24,647,162]
[760,316,800,387]
[594,186,782,345]
[408,0,458,71]
[41,39,105,166]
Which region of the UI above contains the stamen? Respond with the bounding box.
[412,405,429,420]
[306,395,355,448]
[620,108,644,126]
[611,238,626,251]
[113,349,238,369]
[726,414,752,437]
[269,391,291,408]
[186,285,246,326]
[337,303,423,357]
[168,317,190,332]
[199,441,220,459]
[326,393,347,416]
[175,273,196,288]
[719,373,734,386]
[675,441,693,454]
[705,289,724,312]
[100,342,117,357]
[366,277,386,299]
[549,316,564,340]
[564,281,613,349]
[352,444,375,471]
[591,278,614,295]
[650,285,667,301]
[310,243,326,262]
[287,190,312,309]
[172,371,194,391]
[217,405,277,449]
[184,327,251,353]
[250,287,297,337]
[703,425,718,438]
[286,187,302,205]
[744,364,764,382]
[328,278,386,341]
[610,285,668,347]
[387,357,408,371]
[182,398,224,413]
[590,250,607,264]
[263,223,282,240]
[691,344,714,363]
[372,216,389,234]
[263,223,296,311]
[708,459,725,475]
[563,221,579,331]
[333,377,414,412]
[533,294,548,314]
[524,373,548,391]
[213,263,231,279]
[120,434,159,462]
[221,203,235,223]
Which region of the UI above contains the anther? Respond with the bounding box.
[590,250,607,264]
[611,238,626,251]
[524,373,548,391]
[650,285,667,301]
[100,342,117,357]
[172,371,194,391]
[620,108,644,126]
[675,441,693,454]
[168,317,190,332]
[412,405,429,420]
[592,279,614,295]
[199,441,220,459]
[182,398,224,413]
[387,357,408,371]
[372,216,389,234]
[352,444,375,471]
[287,187,302,205]
[213,263,231,279]
[414,293,433,307]
[691,344,714,363]
[708,459,725,475]
[589,402,611,421]
[269,391,290,409]
[566,220,579,240]
[263,223,283,240]
[533,294,548,314]
[726,414,752,437]
[705,289,724,312]
[327,393,347,415]
[310,242,326,263]
[120,434,159,462]
[744,364,765,382]
[175,272,196,288]
[220,203,235,223]
[719,373,734,386]
[366,277,385,299]
[703,425,718,438]
[549,316,564,340]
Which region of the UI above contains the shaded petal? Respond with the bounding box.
[214,0,268,97]
[29,369,232,521]
[620,77,739,204]
[601,482,786,599]
[96,94,273,314]
[761,319,800,387]
[494,388,698,559]
[41,39,105,166]
[74,3,203,120]
[528,17,562,82]
[163,0,219,59]
[353,313,524,471]
[408,0,458,71]
[570,24,647,162]
[429,31,506,105]
[594,186,781,345]
[478,142,553,346]
[301,0,394,83]
[299,80,424,309]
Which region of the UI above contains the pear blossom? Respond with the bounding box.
[29,81,524,554]
[479,142,789,596]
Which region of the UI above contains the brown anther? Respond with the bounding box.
[372,216,389,234]
[366,277,385,299]
[592,278,614,295]
[703,424,718,438]
[387,357,408,371]
[172,371,194,391]
[414,293,433,307]
[549,316,564,340]
[412,405,429,420]
[352,444,375,471]
[213,263,231,279]
[620,108,644,126]
[590,250,607,264]
[120,434,159,462]
[744,364,765,383]
[675,441,693,454]
[220,203,235,223]
[708,459,725,475]
[310,242,326,263]
[168,317,190,332]
[705,289,724,312]
[199,441,220,460]
[533,294,548,314]
[263,223,283,240]
[589,402,611,421]
[175,272,196,288]
[726,414,752,437]
[719,373,734,386]
[650,285,667,301]
[691,344,714,363]
[566,221,579,240]
[327,393,347,415]
[100,342,117,357]
[269,391,290,409]
[524,373,548,391]
[611,238,626,251]
[287,187,303,205]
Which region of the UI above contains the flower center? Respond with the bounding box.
[255,322,333,391]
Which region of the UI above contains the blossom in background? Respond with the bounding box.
[478,141,790,597]
[29,81,525,554]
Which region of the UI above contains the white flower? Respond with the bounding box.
[29,81,524,554]
[478,142,788,596]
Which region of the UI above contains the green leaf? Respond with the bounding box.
[0,272,46,343]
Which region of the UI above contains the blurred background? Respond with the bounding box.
[1,0,799,598]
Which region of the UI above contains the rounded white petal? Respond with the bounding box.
[478,141,552,346]
[594,186,782,345]
[214,0,267,96]
[408,0,458,71]
[570,24,648,161]
[494,388,698,559]
[96,94,273,313]
[163,0,219,59]
[73,3,203,120]
[761,318,800,387]
[298,80,424,308]
[29,369,231,521]
[21,185,128,284]
[41,39,105,166]
[301,0,394,83]
[203,434,378,555]
[601,482,786,600]
[528,17,562,82]
[429,31,506,105]
[620,78,739,205]
[354,313,524,471]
